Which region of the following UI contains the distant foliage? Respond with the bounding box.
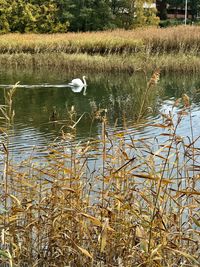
[134,0,160,26]
[0,0,69,33]
[0,0,159,33]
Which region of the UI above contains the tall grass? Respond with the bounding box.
[0,26,200,72]
[0,52,200,74]
[0,76,199,266]
[0,26,200,54]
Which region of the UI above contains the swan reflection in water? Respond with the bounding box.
[70,85,87,95]
[68,76,87,96]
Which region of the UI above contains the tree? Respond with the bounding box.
[35,2,68,33]
[188,0,200,20]
[156,0,168,20]
[7,0,38,33]
[0,0,160,33]
[144,2,160,25]
[109,0,135,29]
[89,0,113,30]
[0,0,11,33]
[134,0,159,27]
[68,0,113,31]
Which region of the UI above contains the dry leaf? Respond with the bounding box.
[76,245,93,259]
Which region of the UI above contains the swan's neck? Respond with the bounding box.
[83,86,87,96]
[83,76,87,86]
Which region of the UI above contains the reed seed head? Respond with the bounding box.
[182,94,190,108]
[149,69,160,87]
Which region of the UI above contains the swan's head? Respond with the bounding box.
[83,75,87,79]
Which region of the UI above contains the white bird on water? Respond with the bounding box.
[69,76,87,87]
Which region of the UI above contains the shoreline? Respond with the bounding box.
[0,26,200,73]
[0,52,199,73]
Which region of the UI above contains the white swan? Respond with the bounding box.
[69,76,87,87]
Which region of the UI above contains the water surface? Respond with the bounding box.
[0,68,200,160]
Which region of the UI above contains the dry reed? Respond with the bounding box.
[0,75,199,266]
[0,52,200,74]
[0,26,200,73]
[0,26,200,54]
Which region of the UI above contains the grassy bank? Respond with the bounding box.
[0,52,200,73]
[0,80,199,266]
[1,26,200,54]
[0,26,200,72]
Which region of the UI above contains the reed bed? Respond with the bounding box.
[0,74,199,266]
[0,26,200,72]
[1,26,200,54]
[0,52,200,74]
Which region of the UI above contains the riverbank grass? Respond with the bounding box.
[0,26,200,72]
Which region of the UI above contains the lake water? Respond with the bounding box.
[0,68,200,160]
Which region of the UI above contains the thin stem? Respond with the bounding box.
[148,117,180,253]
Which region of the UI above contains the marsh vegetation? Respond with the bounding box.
[0,71,199,266]
[1,26,200,73]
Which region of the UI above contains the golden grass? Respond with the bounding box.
[0,26,200,72]
[0,78,199,266]
[0,26,200,54]
[0,52,199,73]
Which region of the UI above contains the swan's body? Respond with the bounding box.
[69,76,87,87]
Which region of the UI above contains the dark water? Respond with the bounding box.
[0,68,200,159]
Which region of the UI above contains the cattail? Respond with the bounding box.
[182,94,190,108]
